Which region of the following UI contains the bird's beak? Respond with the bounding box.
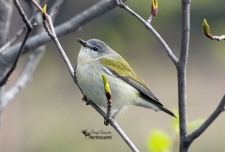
[76,38,88,47]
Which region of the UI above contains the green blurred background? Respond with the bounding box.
[2,0,225,151]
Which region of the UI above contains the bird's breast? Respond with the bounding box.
[76,62,140,110]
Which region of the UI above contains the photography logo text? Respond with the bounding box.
[81,129,112,140]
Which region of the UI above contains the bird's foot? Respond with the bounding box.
[82,95,89,105]
[116,0,125,8]
[104,116,113,126]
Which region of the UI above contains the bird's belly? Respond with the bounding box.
[76,65,140,110]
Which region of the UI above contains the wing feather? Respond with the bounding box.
[100,57,163,107]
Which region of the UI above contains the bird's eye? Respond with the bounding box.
[92,47,98,51]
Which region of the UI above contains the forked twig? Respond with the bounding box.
[116,0,178,65]
[0,0,34,87]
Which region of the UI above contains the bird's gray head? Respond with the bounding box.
[77,38,118,60]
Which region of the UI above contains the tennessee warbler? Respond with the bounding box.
[76,38,176,118]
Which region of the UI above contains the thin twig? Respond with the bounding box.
[49,0,69,21]
[14,0,33,29]
[0,0,34,87]
[0,46,45,111]
[0,0,53,53]
[0,0,65,85]
[115,0,178,65]
[0,26,27,53]
[186,95,225,145]
[0,0,13,47]
[211,35,225,41]
[0,0,13,146]
[31,0,43,12]
[83,97,139,152]
[6,0,124,62]
[42,10,74,77]
[0,31,31,86]
[0,0,63,110]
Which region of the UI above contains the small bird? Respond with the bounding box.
[76,38,176,118]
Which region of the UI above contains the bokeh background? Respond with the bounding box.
[2,0,225,151]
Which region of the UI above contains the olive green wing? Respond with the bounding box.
[100,56,163,107]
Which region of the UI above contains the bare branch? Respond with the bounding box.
[48,0,69,20]
[115,0,178,65]
[39,3,74,77]
[31,0,43,12]
[0,0,49,53]
[178,0,190,140]
[0,0,13,47]
[0,0,46,112]
[0,0,34,87]
[0,46,44,111]
[0,0,63,110]
[186,95,225,145]
[83,96,139,152]
[0,0,67,54]
[0,26,27,53]
[0,31,31,86]
[178,0,190,152]
[0,0,13,145]
[110,118,139,152]
[5,0,122,63]
[14,0,33,29]
[211,35,225,41]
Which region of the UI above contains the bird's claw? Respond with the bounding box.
[82,95,89,105]
[116,0,125,7]
[104,116,113,126]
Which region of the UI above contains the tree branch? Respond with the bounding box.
[48,0,69,21]
[5,0,121,64]
[0,46,45,111]
[210,35,225,41]
[0,31,31,87]
[0,0,34,87]
[0,2,44,111]
[0,0,13,146]
[36,2,74,77]
[83,97,139,152]
[0,26,27,53]
[186,95,225,145]
[178,0,190,151]
[0,0,56,53]
[0,0,13,47]
[174,0,191,152]
[115,0,178,65]
[0,0,66,112]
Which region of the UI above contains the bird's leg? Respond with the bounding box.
[116,0,123,6]
[104,117,112,126]
[82,95,89,105]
